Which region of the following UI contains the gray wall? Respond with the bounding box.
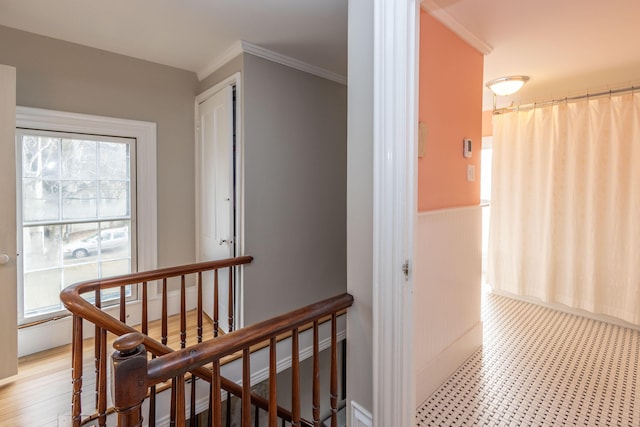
[346,0,374,415]
[241,53,347,325]
[0,25,198,270]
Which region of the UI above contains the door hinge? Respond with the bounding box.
[402,261,410,281]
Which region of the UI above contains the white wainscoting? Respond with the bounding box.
[414,205,483,406]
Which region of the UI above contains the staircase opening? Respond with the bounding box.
[60,255,353,426]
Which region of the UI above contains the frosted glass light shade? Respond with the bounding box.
[486,76,529,96]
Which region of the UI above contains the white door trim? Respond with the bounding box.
[0,64,17,379]
[372,0,418,425]
[194,72,245,328]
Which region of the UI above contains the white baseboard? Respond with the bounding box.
[415,321,483,407]
[350,400,373,427]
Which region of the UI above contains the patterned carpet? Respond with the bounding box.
[416,292,640,426]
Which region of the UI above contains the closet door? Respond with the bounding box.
[0,64,17,380]
[197,85,235,330]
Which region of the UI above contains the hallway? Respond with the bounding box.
[417,292,640,426]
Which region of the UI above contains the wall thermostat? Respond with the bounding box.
[463,138,472,158]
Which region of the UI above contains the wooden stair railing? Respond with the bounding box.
[112,293,354,427]
[61,256,353,427]
[60,256,253,426]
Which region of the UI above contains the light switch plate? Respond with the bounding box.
[467,164,475,182]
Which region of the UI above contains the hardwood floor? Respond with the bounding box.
[0,311,216,427]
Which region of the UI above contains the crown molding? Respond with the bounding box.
[421,0,493,55]
[196,40,244,81]
[197,40,347,85]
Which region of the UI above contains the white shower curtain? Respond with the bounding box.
[488,92,640,324]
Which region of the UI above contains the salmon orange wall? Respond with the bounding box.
[419,11,484,211]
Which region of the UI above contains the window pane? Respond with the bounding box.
[22,136,60,179]
[19,131,136,323]
[99,223,132,261]
[23,179,60,222]
[102,259,131,278]
[62,262,100,288]
[99,142,129,180]
[62,180,97,220]
[100,181,130,217]
[23,269,63,316]
[62,139,97,180]
[22,225,63,271]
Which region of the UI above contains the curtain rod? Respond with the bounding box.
[493,85,638,114]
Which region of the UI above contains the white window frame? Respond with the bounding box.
[16,129,139,323]
[16,107,158,356]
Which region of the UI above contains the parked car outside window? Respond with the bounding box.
[63,227,129,258]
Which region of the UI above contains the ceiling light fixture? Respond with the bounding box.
[486,75,530,96]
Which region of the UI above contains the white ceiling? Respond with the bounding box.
[425,0,640,109]
[0,0,348,79]
[1,0,639,110]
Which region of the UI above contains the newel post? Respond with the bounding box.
[112,332,148,427]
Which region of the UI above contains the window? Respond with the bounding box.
[15,108,157,340]
[17,130,137,322]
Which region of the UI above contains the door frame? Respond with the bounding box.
[194,72,245,328]
[372,0,418,425]
[0,64,17,379]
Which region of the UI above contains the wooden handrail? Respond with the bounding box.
[113,293,353,426]
[61,256,253,313]
[61,256,253,425]
[146,293,354,385]
[62,255,352,426]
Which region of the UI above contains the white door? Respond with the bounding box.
[197,85,235,331]
[0,65,17,379]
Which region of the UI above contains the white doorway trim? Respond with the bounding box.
[372,0,418,425]
[194,72,245,329]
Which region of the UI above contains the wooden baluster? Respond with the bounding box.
[228,266,234,332]
[210,360,222,427]
[170,383,177,426]
[120,285,126,323]
[142,282,157,427]
[312,321,320,427]
[162,278,168,346]
[254,406,259,427]
[292,329,300,427]
[98,328,107,426]
[242,348,251,427]
[142,281,148,335]
[180,275,186,349]
[112,333,148,427]
[94,290,102,413]
[71,315,83,427]
[166,278,174,427]
[214,269,219,337]
[197,272,203,343]
[176,375,186,427]
[226,391,232,427]
[269,337,277,427]
[178,274,188,424]
[330,314,337,427]
[192,273,203,427]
